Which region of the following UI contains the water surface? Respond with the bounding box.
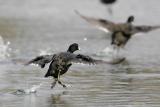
[1,0,160,107]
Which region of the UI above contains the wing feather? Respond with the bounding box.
[75,10,116,32]
[25,55,55,68]
[71,54,125,65]
[131,25,160,34]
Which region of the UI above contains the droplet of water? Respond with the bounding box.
[83,37,87,41]
[0,35,11,60]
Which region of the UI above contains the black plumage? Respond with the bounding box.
[100,0,116,4]
[25,55,54,68]
[111,31,131,47]
[26,43,124,88]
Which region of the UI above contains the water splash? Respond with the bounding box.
[97,46,115,57]
[13,83,43,95]
[39,48,51,55]
[0,36,11,60]
[96,46,125,61]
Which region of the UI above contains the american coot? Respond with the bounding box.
[26,43,124,89]
[75,11,160,48]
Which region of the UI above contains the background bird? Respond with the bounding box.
[75,10,160,49]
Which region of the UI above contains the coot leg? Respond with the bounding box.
[51,78,57,89]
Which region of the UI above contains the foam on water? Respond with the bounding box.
[0,35,11,60]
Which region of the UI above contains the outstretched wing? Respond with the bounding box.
[131,25,160,34]
[71,54,125,65]
[75,10,116,33]
[25,55,55,68]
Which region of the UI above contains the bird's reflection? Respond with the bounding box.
[48,91,70,107]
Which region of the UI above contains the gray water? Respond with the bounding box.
[1,0,160,107]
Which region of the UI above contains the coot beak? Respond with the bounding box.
[78,47,81,50]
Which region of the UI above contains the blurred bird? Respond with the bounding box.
[26,43,125,88]
[100,0,116,4]
[75,10,160,49]
[100,0,117,14]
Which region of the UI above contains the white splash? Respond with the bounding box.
[97,45,126,59]
[39,48,51,55]
[14,83,43,95]
[102,46,114,54]
[0,36,11,60]
[26,83,43,93]
[97,46,115,57]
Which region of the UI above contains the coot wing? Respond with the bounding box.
[131,25,160,34]
[71,54,125,65]
[25,54,55,68]
[75,10,116,32]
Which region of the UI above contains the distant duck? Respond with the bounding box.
[75,11,160,48]
[26,43,125,89]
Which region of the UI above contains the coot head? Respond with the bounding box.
[67,43,79,53]
[127,15,134,23]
